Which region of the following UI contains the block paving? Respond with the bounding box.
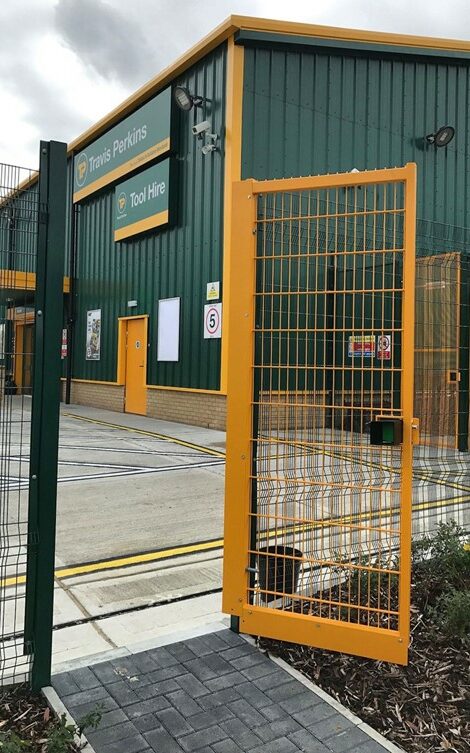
[53,630,391,753]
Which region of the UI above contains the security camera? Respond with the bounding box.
[202,143,217,155]
[192,120,211,137]
[200,132,218,156]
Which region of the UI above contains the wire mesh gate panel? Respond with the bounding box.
[0,144,66,689]
[223,165,417,664]
[0,162,39,685]
[412,251,470,540]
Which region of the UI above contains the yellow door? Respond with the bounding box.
[125,318,147,415]
[14,321,34,394]
[23,324,34,394]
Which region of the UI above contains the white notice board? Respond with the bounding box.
[157,298,180,361]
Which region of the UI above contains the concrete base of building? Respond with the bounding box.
[61,380,227,430]
[147,388,226,431]
[61,381,125,413]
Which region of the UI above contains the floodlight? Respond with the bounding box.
[173,86,204,111]
[425,125,455,147]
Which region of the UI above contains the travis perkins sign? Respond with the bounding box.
[73,88,171,202]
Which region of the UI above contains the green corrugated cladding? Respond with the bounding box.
[243,41,470,405]
[71,45,226,388]
[241,43,470,252]
[0,158,72,275]
[0,183,39,274]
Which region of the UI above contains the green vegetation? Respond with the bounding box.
[0,699,103,753]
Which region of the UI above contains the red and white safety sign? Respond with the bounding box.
[61,328,68,359]
[377,334,391,360]
[204,303,222,339]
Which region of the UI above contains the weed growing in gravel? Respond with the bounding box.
[0,702,103,753]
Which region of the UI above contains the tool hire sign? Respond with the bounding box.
[114,160,170,241]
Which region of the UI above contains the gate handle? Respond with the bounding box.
[412,418,420,446]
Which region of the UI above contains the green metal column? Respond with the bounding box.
[24,141,67,691]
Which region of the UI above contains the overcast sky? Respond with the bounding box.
[1,0,470,168]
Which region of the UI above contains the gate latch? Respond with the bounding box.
[369,418,403,446]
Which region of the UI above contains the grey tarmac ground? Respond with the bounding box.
[2,397,468,670]
[2,398,227,667]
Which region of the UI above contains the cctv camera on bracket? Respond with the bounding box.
[192,120,212,138]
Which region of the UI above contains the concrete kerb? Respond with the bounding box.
[51,618,406,753]
[42,686,97,753]
[52,619,230,675]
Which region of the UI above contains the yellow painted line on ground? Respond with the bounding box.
[56,539,224,579]
[62,413,226,458]
[3,492,468,590]
[3,573,26,588]
[1,539,224,589]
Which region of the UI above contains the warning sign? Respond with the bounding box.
[206,281,220,301]
[377,334,391,360]
[61,328,67,359]
[204,303,222,339]
[348,335,375,358]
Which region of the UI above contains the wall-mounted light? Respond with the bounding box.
[173,86,204,111]
[425,125,455,147]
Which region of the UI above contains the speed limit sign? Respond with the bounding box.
[204,303,222,339]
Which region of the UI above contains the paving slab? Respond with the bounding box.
[52,628,400,753]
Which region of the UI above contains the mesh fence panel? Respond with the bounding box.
[249,185,469,632]
[412,247,470,539]
[0,163,38,686]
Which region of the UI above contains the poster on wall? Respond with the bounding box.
[86,309,101,361]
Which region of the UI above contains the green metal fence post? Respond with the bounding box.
[24,141,67,691]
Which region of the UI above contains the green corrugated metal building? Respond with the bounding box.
[6,16,470,429]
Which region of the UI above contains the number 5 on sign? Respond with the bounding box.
[204,303,222,339]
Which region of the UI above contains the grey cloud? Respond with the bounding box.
[313,0,470,37]
[0,3,91,165]
[54,0,158,85]
[2,0,470,169]
[6,61,91,142]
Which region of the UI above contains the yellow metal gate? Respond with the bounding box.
[223,165,417,665]
[415,253,460,448]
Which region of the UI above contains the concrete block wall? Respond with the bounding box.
[258,391,328,432]
[147,389,227,430]
[60,381,227,430]
[63,381,125,413]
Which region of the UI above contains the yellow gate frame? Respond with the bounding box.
[223,164,417,665]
